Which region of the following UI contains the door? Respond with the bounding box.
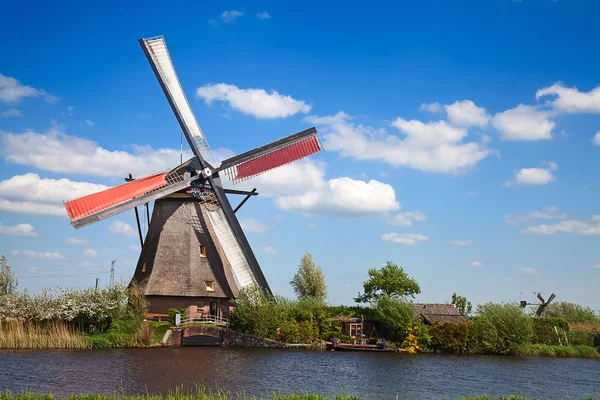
[209,301,218,320]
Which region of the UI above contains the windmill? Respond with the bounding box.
[63,36,323,318]
[520,293,557,317]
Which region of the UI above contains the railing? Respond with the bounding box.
[179,315,229,326]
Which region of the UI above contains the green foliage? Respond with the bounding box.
[451,293,472,316]
[414,322,431,350]
[127,281,149,323]
[0,255,18,296]
[568,329,595,346]
[551,301,600,324]
[168,308,186,325]
[531,317,569,345]
[473,302,533,355]
[290,253,327,301]
[371,295,414,340]
[279,320,300,343]
[429,322,472,353]
[147,321,171,344]
[355,262,420,303]
[517,343,599,358]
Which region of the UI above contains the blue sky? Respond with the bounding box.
[1,1,599,309]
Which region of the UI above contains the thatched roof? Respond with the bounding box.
[132,196,238,298]
[411,303,470,324]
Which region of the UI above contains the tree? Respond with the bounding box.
[290,253,327,300]
[473,302,532,355]
[0,255,18,296]
[372,295,415,336]
[452,292,472,316]
[355,262,420,303]
[551,301,599,324]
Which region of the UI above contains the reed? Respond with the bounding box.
[516,343,599,358]
[0,318,88,349]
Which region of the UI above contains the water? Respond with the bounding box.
[0,348,598,399]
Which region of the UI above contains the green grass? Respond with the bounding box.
[147,321,171,344]
[516,344,599,358]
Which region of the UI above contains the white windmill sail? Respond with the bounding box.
[139,36,210,155]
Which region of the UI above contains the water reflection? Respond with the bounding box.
[0,348,598,399]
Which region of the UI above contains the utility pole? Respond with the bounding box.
[110,260,116,288]
[95,278,99,289]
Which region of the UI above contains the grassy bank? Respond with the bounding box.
[1,391,600,400]
[516,344,599,358]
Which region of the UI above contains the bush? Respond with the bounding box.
[168,308,186,325]
[279,320,300,343]
[473,303,532,355]
[551,302,600,324]
[532,317,569,345]
[429,322,472,353]
[568,329,595,346]
[371,295,414,341]
[517,343,599,358]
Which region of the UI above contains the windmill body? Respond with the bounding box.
[63,36,323,319]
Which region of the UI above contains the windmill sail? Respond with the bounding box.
[218,127,322,183]
[139,36,210,155]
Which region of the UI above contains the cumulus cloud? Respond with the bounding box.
[1,108,22,117]
[420,102,442,113]
[519,267,537,275]
[445,100,490,128]
[0,126,216,177]
[305,111,495,174]
[221,10,244,23]
[0,173,108,217]
[10,249,64,260]
[64,237,90,246]
[85,120,95,127]
[492,104,554,141]
[262,246,277,254]
[108,221,136,236]
[381,233,429,246]
[83,248,98,258]
[449,239,474,246]
[503,162,557,186]
[470,260,483,267]
[593,131,600,146]
[521,215,600,236]
[0,223,38,237]
[386,211,428,227]
[196,83,311,119]
[504,206,567,225]
[536,83,600,114]
[240,218,270,233]
[0,73,57,103]
[257,11,271,19]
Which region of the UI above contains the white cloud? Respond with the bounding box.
[221,10,244,23]
[444,100,490,128]
[381,233,429,246]
[521,215,600,236]
[592,264,600,270]
[262,246,277,254]
[536,82,600,114]
[307,223,317,229]
[257,11,271,19]
[208,19,219,27]
[1,126,198,177]
[129,245,140,252]
[504,206,567,225]
[64,237,90,246]
[1,108,22,117]
[196,83,311,119]
[85,120,95,127]
[503,162,557,186]
[420,102,442,113]
[470,260,483,267]
[0,223,38,237]
[78,261,99,268]
[492,104,554,141]
[519,267,537,275]
[240,218,270,233]
[386,211,428,227]
[83,248,98,258]
[449,239,473,246]
[108,221,136,236]
[67,106,75,115]
[0,199,66,217]
[0,73,57,104]
[306,111,495,174]
[593,131,600,146]
[467,190,478,196]
[10,249,64,260]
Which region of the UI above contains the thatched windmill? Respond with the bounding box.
[64,36,322,318]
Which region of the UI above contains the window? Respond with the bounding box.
[197,302,204,309]
[142,260,147,272]
[200,245,207,257]
[205,281,215,291]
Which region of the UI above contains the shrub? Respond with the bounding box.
[568,329,595,346]
[532,317,569,345]
[551,302,600,324]
[371,295,414,341]
[168,308,186,325]
[279,320,300,343]
[473,303,532,355]
[429,322,471,353]
[401,323,422,353]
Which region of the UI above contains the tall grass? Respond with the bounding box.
[0,319,88,349]
[516,343,599,358]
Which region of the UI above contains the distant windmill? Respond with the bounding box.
[520,293,557,317]
[63,35,323,318]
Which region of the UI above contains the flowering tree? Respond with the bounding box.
[0,255,18,296]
